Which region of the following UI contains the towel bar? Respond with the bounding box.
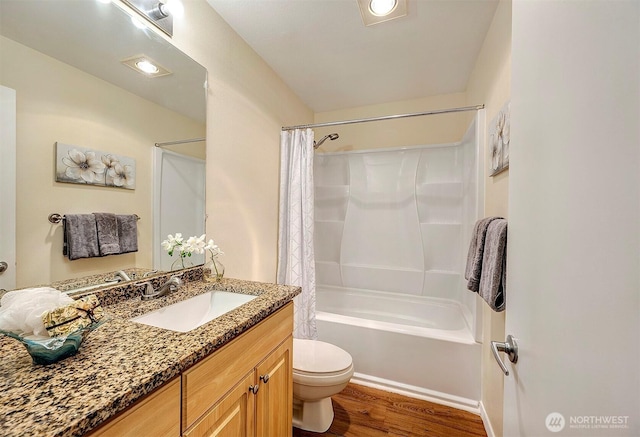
[48,213,140,224]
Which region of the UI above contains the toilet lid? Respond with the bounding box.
[293,338,353,374]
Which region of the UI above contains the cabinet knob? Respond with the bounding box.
[249,384,259,394]
[259,374,270,384]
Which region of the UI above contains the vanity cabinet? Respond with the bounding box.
[86,303,293,437]
[184,338,292,437]
[183,304,293,437]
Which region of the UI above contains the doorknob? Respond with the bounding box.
[0,261,8,274]
[491,334,518,376]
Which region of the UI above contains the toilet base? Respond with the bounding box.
[292,397,334,433]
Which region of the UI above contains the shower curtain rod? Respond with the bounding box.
[281,104,484,131]
[154,137,206,147]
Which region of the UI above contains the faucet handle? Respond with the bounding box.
[136,281,155,296]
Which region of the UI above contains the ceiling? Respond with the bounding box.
[206,0,499,113]
[0,0,206,123]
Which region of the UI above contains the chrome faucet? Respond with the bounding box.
[139,275,183,301]
[113,270,132,282]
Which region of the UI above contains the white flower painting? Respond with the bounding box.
[56,142,136,189]
[489,101,510,177]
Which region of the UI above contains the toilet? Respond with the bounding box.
[292,338,354,433]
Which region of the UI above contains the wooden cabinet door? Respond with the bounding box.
[255,336,293,437]
[184,372,255,437]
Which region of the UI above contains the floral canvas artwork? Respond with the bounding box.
[489,101,510,176]
[55,143,136,189]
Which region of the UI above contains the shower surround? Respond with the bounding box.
[313,115,483,409]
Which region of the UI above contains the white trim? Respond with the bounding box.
[0,86,17,290]
[479,401,496,437]
[350,372,481,415]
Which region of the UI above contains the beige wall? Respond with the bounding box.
[166,0,314,282]
[313,92,470,152]
[465,1,511,435]
[0,36,205,288]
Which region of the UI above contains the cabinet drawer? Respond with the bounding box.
[182,303,293,430]
[87,377,180,437]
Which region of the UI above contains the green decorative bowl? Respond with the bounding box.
[0,320,107,365]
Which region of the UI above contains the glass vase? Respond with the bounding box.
[171,257,193,272]
[203,258,225,282]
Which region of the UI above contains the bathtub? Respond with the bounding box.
[315,285,481,412]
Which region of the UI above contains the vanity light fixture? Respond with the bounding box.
[121,55,172,78]
[357,0,407,26]
[120,0,184,37]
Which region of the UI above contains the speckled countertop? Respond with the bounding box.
[0,276,300,437]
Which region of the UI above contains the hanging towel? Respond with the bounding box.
[117,214,138,254]
[478,219,508,312]
[94,213,120,256]
[465,216,502,292]
[64,214,100,260]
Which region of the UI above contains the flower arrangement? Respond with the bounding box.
[161,234,224,276]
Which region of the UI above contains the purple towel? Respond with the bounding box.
[94,213,120,256]
[64,214,100,260]
[465,217,502,292]
[478,219,508,312]
[117,215,138,254]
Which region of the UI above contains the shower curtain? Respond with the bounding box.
[277,128,317,339]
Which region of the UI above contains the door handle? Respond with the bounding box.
[260,374,270,384]
[491,334,518,376]
[0,261,7,274]
[249,384,259,394]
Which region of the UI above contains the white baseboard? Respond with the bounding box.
[350,372,481,415]
[479,401,497,437]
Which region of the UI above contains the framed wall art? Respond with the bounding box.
[489,101,510,176]
[55,142,136,190]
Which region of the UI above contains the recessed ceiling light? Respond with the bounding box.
[135,60,160,74]
[121,55,172,78]
[357,0,407,26]
[369,0,397,16]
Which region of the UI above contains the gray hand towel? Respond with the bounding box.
[478,219,507,312]
[465,216,502,292]
[94,213,120,256]
[117,215,138,254]
[64,214,100,260]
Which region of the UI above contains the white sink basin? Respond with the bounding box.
[131,291,257,332]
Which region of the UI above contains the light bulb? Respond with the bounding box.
[161,0,184,18]
[369,0,397,16]
[135,60,160,74]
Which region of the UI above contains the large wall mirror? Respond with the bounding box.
[0,0,207,292]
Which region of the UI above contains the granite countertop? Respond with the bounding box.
[0,276,301,437]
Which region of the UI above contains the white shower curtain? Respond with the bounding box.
[277,128,317,340]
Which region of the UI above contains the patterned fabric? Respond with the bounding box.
[277,129,318,339]
[41,295,104,337]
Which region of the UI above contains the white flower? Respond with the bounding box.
[161,233,184,256]
[102,155,120,176]
[184,234,206,255]
[62,149,106,182]
[111,163,135,187]
[205,239,224,258]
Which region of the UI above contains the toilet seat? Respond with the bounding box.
[293,338,353,373]
[293,339,354,387]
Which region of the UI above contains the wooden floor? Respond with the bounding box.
[292,383,487,437]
